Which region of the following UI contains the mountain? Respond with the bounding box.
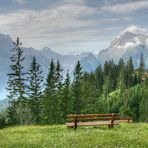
[1,26,148,102]
[98,26,148,68]
[80,53,100,72]
[0,33,100,101]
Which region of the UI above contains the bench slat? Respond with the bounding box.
[66,121,119,127]
[67,117,120,122]
[66,113,120,118]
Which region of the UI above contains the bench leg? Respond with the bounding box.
[108,125,114,128]
[74,127,77,130]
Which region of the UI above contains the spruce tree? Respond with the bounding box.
[140,78,148,122]
[54,60,63,123]
[27,57,44,124]
[71,61,83,114]
[103,61,109,76]
[61,70,71,121]
[7,37,26,101]
[55,60,63,91]
[138,53,145,83]
[95,65,104,94]
[6,37,26,125]
[43,59,56,124]
[118,58,124,70]
[109,60,118,90]
[81,72,101,113]
[125,56,134,88]
[117,64,126,92]
[139,53,145,72]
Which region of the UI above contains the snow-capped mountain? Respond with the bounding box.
[0,33,100,100]
[98,26,148,67]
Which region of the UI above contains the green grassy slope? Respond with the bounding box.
[0,123,148,148]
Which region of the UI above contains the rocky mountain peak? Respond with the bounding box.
[98,26,148,66]
[109,29,148,49]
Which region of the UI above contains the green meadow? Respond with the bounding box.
[0,123,148,148]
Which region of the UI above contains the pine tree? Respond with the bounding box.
[43,59,56,124]
[127,85,142,121]
[139,53,145,72]
[125,56,134,88]
[43,60,65,124]
[71,61,83,114]
[61,70,71,121]
[140,78,148,122]
[95,65,104,94]
[6,37,27,125]
[54,60,63,123]
[117,64,126,92]
[7,37,26,101]
[108,60,118,90]
[118,58,124,70]
[27,57,44,124]
[81,72,101,114]
[103,61,109,76]
[55,60,63,92]
[138,53,145,83]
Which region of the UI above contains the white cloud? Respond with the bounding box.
[124,38,141,49]
[0,2,120,53]
[101,1,148,14]
[0,1,137,54]
[47,4,95,18]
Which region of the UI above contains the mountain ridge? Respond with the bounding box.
[0,33,100,100]
[1,26,148,101]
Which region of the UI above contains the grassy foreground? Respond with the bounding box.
[0,123,148,148]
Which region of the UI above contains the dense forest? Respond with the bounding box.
[0,37,148,128]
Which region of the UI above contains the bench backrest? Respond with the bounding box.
[66,113,120,128]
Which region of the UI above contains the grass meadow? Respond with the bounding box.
[0,123,148,148]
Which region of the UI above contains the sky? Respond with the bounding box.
[0,0,148,55]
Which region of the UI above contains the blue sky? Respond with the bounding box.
[0,0,148,54]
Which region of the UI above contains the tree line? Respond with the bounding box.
[0,37,148,128]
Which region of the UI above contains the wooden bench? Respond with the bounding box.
[66,113,120,129]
